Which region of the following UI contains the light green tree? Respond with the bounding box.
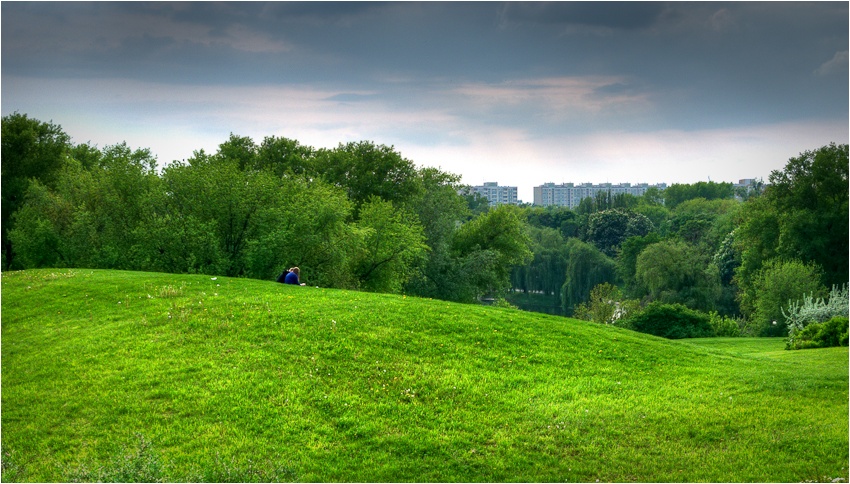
[353,197,428,294]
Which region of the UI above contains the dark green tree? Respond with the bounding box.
[617,232,662,296]
[2,113,71,268]
[585,209,654,257]
[735,143,849,319]
[404,168,471,299]
[635,239,721,312]
[561,238,618,315]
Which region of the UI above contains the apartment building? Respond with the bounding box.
[471,182,519,206]
[533,182,667,209]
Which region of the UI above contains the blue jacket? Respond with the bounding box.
[284,271,300,285]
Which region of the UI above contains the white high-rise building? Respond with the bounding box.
[533,182,667,209]
[472,182,519,206]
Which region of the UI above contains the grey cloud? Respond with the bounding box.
[499,1,670,31]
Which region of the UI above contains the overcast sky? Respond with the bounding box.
[3,2,848,202]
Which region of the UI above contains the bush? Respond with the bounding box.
[786,316,849,350]
[708,311,742,337]
[783,284,849,340]
[623,302,714,339]
[573,283,639,326]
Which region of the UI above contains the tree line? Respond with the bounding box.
[3,113,847,339]
[2,113,531,302]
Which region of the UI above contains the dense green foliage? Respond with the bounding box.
[663,181,735,209]
[786,316,849,350]
[624,302,715,339]
[2,269,848,482]
[560,238,618,314]
[3,113,847,346]
[735,143,849,326]
[2,115,531,303]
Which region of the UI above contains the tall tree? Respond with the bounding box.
[255,135,315,177]
[2,113,71,268]
[315,141,421,210]
[404,168,471,298]
[353,197,428,293]
[452,205,533,299]
[585,209,655,257]
[735,143,849,314]
[561,238,618,315]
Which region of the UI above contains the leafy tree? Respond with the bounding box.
[524,206,579,239]
[766,143,848,286]
[7,181,66,268]
[670,198,740,251]
[452,205,533,299]
[216,133,258,171]
[8,143,161,270]
[612,193,641,210]
[635,239,721,312]
[243,177,358,288]
[735,143,849,314]
[585,209,654,257]
[255,135,316,177]
[617,232,662,296]
[2,113,71,268]
[744,259,826,337]
[405,168,471,298]
[561,238,618,315]
[163,155,278,276]
[511,226,568,297]
[315,141,421,210]
[353,197,428,293]
[458,186,491,218]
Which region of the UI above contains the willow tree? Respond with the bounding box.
[561,238,618,315]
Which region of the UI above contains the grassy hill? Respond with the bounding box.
[2,269,847,482]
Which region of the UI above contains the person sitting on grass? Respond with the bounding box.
[284,267,306,286]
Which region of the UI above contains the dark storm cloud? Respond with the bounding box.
[2,2,847,128]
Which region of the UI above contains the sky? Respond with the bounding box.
[3,2,848,203]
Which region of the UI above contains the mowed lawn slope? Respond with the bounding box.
[2,269,847,482]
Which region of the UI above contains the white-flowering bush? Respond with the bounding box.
[784,284,849,343]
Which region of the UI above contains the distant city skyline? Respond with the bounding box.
[3,2,846,204]
[474,178,757,205]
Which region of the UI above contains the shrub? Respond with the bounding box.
[623,302,714,339]
[573,283,639,327]
[708,311,742,337]
[783,284,849,344]
[786,317,849,350]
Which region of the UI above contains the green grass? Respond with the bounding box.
[2,269,848,482]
